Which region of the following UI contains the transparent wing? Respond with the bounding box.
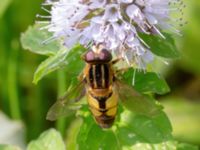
[115,80,162,117]
[46,81,86,121]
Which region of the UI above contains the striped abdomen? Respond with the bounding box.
[86,63,118,128]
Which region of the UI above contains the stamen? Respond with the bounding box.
[152,25,166,39]
[41,6,51,14]
[132,68,136,86]
[35,21,50,24]
[36,14,51,19]
[41,35,57,45]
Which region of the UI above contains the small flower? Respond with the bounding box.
[39,0,185,69]
[89,0,107,9]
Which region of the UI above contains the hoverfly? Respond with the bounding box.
[46,44,160,128]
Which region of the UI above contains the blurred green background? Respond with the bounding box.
[0,0,200,149]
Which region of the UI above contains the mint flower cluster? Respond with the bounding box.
[40,0,185,68]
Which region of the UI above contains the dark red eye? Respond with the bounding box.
[99,49,112,62]
[83,49,112,63]
[84,50,95,62]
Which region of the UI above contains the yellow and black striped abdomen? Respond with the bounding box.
[85,63,118,128]
[87,90,118,128]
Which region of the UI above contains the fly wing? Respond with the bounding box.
[115,80,162,117]
[46,81,86,121]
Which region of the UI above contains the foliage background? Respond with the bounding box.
[0,0,200,149]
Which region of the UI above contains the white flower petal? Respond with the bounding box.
[119,0,133,3]
[126,4,141,19]
[44,0,182,68]
[89,0,107,9]
[142,50,154,63]
[103,4,120,22]
[145,13,158,25]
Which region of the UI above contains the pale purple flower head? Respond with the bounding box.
[39,0,185,68]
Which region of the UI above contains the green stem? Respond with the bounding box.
[0,21,7,112]
[8,45,21,120]
[56,70,67,135]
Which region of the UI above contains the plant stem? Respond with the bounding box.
[56,70,67,135]
[8,43,21,120]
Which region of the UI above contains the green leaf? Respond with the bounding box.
[0,0,12,18]
[33,45,85,84]
[21,25,60,56]
[0,145,21,150]
[62,44,86,78]
[66,118,83,150]
[140,33,180,58]
[121,68,170,94]
[22,24,86,84]
[76,107,177,150]
[27,129,65,150]
[33,49,68,84]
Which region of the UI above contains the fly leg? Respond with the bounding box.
[78,72,85,81]
[111,57,131,75]
[115,67,131,75]
[111,57,123,65]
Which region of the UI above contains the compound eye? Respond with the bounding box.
[99,49,112,62]
[84,50,95,62]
